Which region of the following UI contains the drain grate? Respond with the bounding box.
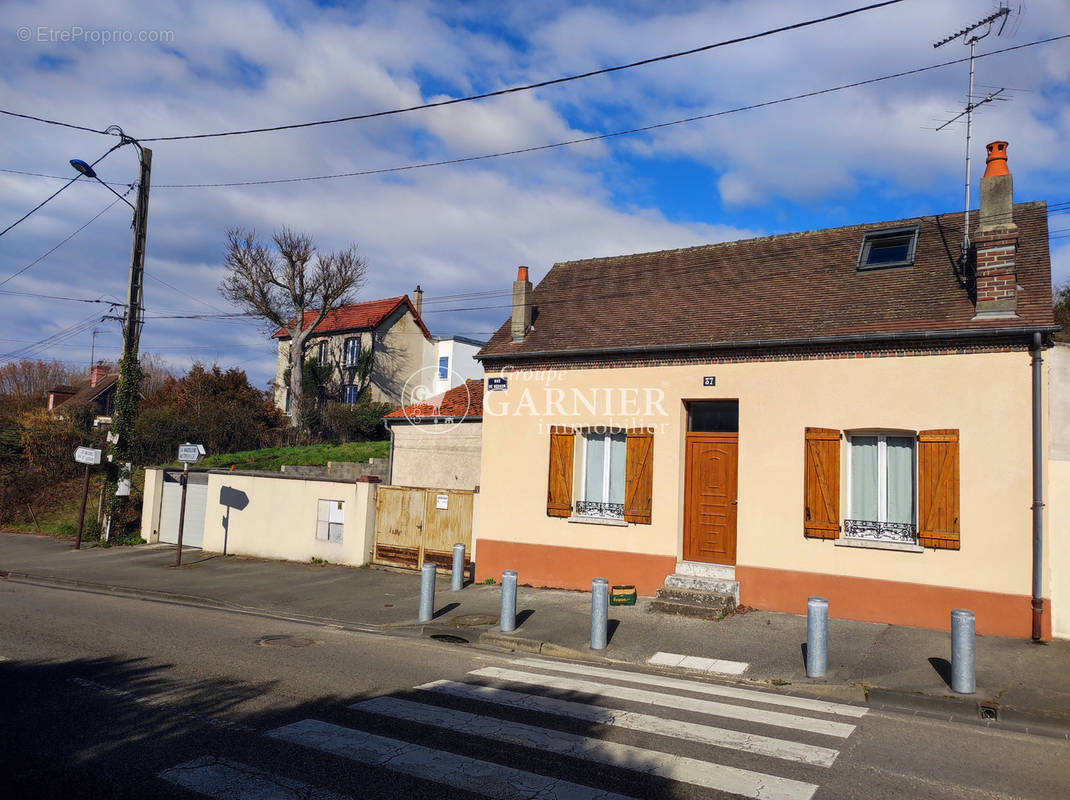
[978,703,999,721]
[257,635,318,648]
[430,634,471,644]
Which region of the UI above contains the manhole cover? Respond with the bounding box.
[430,634,471,644]
[257,635,319,648]
[451,614,499,627]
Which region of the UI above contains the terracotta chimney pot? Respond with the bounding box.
[517,266,529,282]
[983,141,1009,178]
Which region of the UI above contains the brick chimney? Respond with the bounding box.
[412,285,423,317]
[973,140,1019,317]
[90,362,109,387]
[511,266,532,342]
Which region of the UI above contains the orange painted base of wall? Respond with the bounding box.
[474,539,676,597]
[738,566,1052,640]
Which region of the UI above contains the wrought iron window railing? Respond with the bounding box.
[574,501,625,520]
[843,519,918,544]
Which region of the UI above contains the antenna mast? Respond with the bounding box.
[933,4,1013,262]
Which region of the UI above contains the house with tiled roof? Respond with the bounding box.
[384,378,483,490]
[48,363,120,426]
[473,141,1063,640]
[271,290,484,412]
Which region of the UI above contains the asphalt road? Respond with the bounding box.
[0,579,1066,799]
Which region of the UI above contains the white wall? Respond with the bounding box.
[432,338,484,395]
[1049,343,1070,638]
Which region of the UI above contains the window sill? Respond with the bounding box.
[567,515,628,527]
[834,537,923,553]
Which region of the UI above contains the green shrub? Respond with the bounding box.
[322,401,392,443]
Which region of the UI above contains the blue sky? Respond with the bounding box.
[1,0,1068,391]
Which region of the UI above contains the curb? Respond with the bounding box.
[866,687,1070,740]
[477,631,612,662]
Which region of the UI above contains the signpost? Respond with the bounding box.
[175,443,205,566]
[73,447,102,550]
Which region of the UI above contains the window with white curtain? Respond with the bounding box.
[577,430,626,518]
[847,434,916,542]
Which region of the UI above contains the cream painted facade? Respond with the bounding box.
[141,468,378,566]
[389,420,482,490]
[476,349,1051,634]
[1049,344,1070,638]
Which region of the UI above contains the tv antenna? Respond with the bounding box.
[933,4,1016,262]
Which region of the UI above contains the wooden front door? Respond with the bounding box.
[683,433,738,564]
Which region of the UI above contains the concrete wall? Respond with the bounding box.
[280,459,389,482]
[198,471,378,566]
[1049,344,1070,638]
[475,350,1048,636]
[390,420,482,490]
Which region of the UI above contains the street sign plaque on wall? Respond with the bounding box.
[74,447,102,465]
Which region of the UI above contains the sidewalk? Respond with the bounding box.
[3,531,1068,738]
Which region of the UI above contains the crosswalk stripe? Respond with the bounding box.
[417,679,841,767]
[511,658,867,718]
[268,719,637,800]
[351,696,819,800]
[469,667,856,738]
[158,755,349,799]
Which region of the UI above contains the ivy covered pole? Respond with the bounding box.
[107,143,152,531]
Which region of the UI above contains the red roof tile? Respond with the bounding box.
[272,295,431,339]
[479,203,1056,360]
[385,379,483,420]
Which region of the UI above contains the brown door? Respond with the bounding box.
[683,433,738,564]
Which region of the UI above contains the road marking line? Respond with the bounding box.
[158,755,349,799]
[511,658,867,718]
[470,667,855,738]
[351,697,818,800]
[417,679,840,767]
[269,719,635,800]
[648,652,749,675]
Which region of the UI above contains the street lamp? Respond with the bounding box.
[70,126,153,536]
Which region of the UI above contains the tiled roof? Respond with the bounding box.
[385,379,483,420]
[55,373,118,407]
[272,295,431,340]
[479,202,1055,359]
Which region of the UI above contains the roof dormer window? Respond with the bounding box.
[857,225,919,270]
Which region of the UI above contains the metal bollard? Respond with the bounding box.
[806,596,828,678]
[418,562,436,622]
[451,543,465,591]
[951,609,976,694]
[500,570,518,632]
[591,577,609,650]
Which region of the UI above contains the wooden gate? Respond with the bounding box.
[373,486,474,571]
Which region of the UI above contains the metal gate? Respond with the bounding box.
[158,471,208,548]
[373,486,473,571]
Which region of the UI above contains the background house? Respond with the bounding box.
[272,291,484,412]
[48,363,118,427]
[474,142,1060,640]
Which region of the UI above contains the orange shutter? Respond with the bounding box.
[917,429,960,550]
[624,428,654,524]
[804,427,840,539]
[546,426,575,518]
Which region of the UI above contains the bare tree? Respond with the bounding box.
[219,228,366,430]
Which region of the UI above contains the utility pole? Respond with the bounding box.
[933,5,1013,263]
[108,143,152,526]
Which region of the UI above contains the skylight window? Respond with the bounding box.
[857,225,919,270]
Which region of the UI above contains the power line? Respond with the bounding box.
[143,35,1070,189]
[0,190,132,288]
[132,1,905,142]
[0,143,124,239]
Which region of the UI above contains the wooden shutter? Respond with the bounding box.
[804,427,840,539]
[624,428,654,524]
[546,426,575,518]
[917,429,960,550]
